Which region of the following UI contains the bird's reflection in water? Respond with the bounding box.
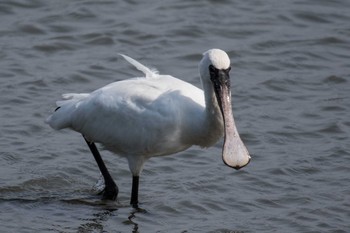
[77,208,117,232]
[126,210,139,233]
[125,207,147,233]
[74,199,147,233]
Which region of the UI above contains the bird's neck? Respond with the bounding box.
[197,81,225,147]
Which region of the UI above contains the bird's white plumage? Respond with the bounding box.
[204,49,231,69]
[46,49,250,175]
[119,54,158,79]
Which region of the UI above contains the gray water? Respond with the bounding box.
[1,0,350,232]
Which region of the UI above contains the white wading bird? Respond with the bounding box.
[46,49,251,207]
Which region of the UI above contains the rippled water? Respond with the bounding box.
[1,0,350,232]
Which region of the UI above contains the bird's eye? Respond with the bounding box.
[209,65,216,72]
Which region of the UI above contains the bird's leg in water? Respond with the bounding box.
[83,136,118,200]
[130,176,139,208]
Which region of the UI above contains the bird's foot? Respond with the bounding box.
[93,174,118,201]
[131,204,147,214]
[101,184,118,201]
[131,201,139,209]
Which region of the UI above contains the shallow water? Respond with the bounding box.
[1,0,350,232]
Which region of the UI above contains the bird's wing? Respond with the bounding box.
[68,79,186,155]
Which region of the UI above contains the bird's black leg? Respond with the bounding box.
[130,176,139,208]
[83,136,118,200]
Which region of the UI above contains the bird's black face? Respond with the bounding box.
[209,64,231,116]
[208,64,251,169]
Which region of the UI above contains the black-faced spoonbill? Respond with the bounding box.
[46,49,251,207]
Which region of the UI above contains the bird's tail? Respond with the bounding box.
[45,93,89,130]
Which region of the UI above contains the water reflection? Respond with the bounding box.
[71,198,148,233]
[125,207,148,233]
[77,208,116,232]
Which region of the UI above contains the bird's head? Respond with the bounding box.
[200,49,251,170]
